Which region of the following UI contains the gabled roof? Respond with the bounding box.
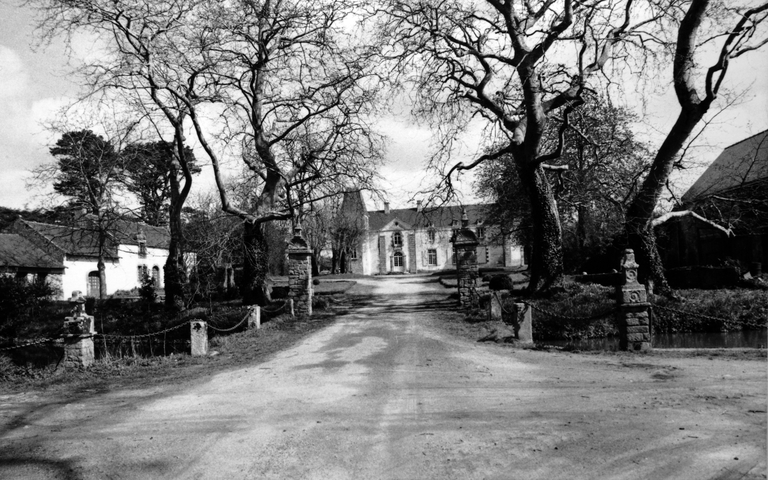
[368,204,491,231]
[0,233,64,270]
[682,130,768,203]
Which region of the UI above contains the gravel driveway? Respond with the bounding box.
[1,275,765,479]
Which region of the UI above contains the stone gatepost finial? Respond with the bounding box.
[621,248,640,286]
[293,222,303,239]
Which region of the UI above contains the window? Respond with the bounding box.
[393,231,402,247]
[428,249,437,266]
[476,226,486,240]
[427,229,436,243]
[137,265,148,283]
[138,241,147,258]
[87,271,100,297]
[350,248,358,260]
[393,251,404,267]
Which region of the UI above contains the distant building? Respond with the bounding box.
[660,130,768,271]
[340,192,525,275]
[0,217,171,298]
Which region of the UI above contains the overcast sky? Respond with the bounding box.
[1,2,767,213]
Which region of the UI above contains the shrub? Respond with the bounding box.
[0,276,55,337]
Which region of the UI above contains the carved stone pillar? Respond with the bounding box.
[62,292,96,369]
[617,249,652,351]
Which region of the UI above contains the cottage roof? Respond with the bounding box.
[682,130,768,203]
[15,218,170,259]
[0,233,64,270]
[368,204,490,231]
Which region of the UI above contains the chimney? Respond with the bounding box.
[416,200,423,213]
[384,201,390,215]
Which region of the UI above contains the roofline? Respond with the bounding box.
[720,128,768,152]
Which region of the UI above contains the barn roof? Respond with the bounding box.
[682,130,768,203]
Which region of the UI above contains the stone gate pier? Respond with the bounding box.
[287,224,313,316]
[617,249,652,351]
[63,291,96,369]
[452,211,479,308]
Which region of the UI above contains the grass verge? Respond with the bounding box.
[0,297,345,395]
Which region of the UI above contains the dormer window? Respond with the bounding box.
[476,226,486,240]
[136,231,147,257]
[393,231,403,247]
[427,228,436,243]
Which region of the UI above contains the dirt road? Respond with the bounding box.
[1,276,766,479]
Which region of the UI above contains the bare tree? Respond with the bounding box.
[378,0,649,293]
[621,0,768,291]
[166,0,384,304]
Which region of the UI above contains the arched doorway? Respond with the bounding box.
[87,271,100,297]
[152,266,161,288]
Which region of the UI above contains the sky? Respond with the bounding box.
[1,3,767,214]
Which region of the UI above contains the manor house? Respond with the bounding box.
[340,192,526,275]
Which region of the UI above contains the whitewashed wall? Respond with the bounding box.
[60,244,169,298]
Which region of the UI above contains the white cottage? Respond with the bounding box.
[2,217,170,299]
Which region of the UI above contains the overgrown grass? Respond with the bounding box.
[0,293,347,389]
[495,281,768,341]
[652,289,768,333]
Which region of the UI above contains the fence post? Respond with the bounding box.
[62,291,96,369]
[289,299,295,317]
[512,303,533,344]
[247,306,261,330]
[287,224,313,316]
[190,321,208,356]
[617,249,652,351]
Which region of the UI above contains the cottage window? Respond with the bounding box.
[427,229,436,243]
[393,231,402,247]
[476,226,486,240]
[349,248,358,260]
[137,265,149,283]
[427,249,437,266]
[138,241,147,257]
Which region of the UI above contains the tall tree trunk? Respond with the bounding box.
[242,221,272,305]
[518,162,564,293]
[164,128,194,310]
[624,108,706,292]
[164,211,187,310]
[97,257,107,300]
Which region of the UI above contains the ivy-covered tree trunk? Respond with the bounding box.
[242,221,272,306]
[518,162,564,294]
[164,128,194,311]
[164,213,187,310]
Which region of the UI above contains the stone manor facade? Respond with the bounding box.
[340,192,526,275]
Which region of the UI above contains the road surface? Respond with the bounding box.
[1,275,766,479]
